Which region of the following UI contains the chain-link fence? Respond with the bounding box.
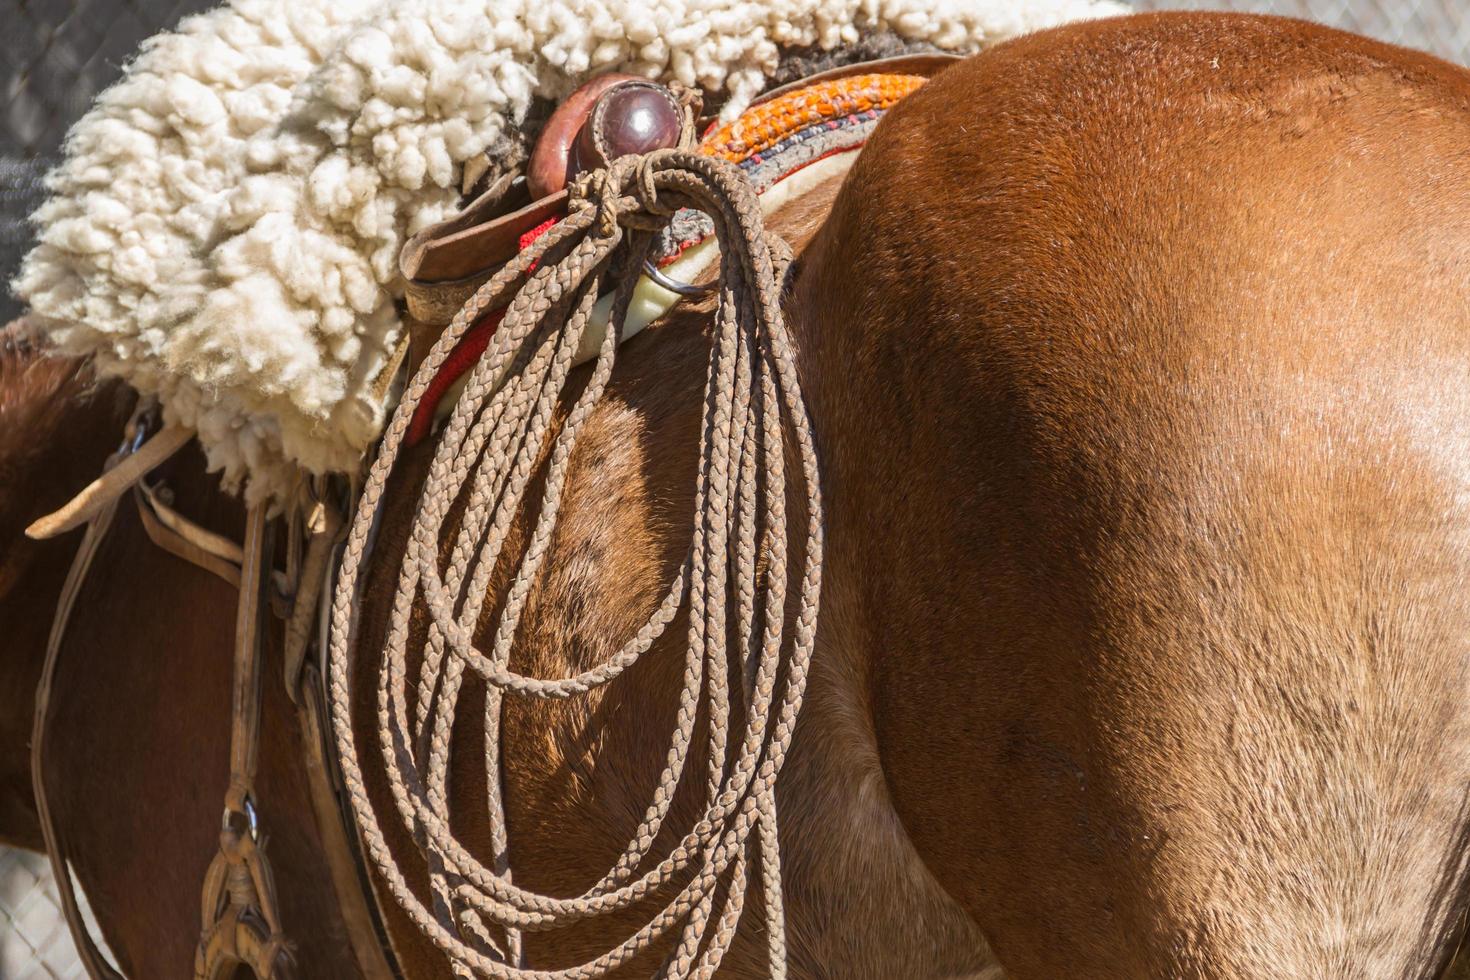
[0,0,1466,976]
[0,848,87,980]
[2,0,219,324]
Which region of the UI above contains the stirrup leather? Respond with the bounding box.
[195,506,297,979]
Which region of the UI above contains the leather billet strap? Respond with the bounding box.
[195,504,297,980]
[275,479,399,977]
[305,487,406,980]
[31,409,157,980]
[298,660,402,980]
[192,495,396,980]
[134,481,244,589]
[281,493,344,704]
[230,508,270,808]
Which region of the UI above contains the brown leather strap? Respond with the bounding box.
[193,500,398,979]
[297,663,400,979]
[294,490,404,979]
[32,430,133,980]
[134,482,244,589]
[282,499,343,704]
[401,187,569,291]
[280,487,398,977]
[195,505,297,980]
[34,419,395,978]
[230,507,269,801]
[26,423,193,540]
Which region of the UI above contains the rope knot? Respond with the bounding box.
[629,151,678,216]
[569,149,691,239]
[568,166,622,238]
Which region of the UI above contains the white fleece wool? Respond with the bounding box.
[17,0,1128,506]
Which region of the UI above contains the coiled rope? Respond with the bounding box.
[327,148,824,978]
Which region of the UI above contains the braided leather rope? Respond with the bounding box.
[327,149,824,978]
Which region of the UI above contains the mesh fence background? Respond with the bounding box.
[0,847,107,980]
[0,0,1466,975]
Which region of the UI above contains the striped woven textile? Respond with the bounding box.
[650,72,928,264]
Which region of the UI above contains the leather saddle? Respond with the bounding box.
[397,53,958,366]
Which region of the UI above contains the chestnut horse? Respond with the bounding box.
[18,11,1470,978]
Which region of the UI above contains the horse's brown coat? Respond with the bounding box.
[814,15,1470,976]
[13,10,1470,979]
[0,326,131,850]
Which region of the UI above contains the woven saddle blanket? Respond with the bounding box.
[15,0,1127,508]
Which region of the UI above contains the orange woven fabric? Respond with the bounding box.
[700,73,927,162]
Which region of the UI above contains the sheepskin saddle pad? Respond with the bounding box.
[15,0,1128,508]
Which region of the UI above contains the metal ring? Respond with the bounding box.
[222,797,260,842]
[121,408,154,456]
[643,258,718,297]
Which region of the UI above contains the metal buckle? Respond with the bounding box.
[222,796,260,842]
[121,407,155,456]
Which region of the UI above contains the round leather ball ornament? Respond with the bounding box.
[571,81,685,179]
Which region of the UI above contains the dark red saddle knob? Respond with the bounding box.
[571,81,684,176]
[526,75,685,199]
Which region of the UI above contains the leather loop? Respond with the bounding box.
[134,482,243,589]
[526,72,641,198]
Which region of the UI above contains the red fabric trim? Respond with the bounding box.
[406,306,507,446]
[406,217,559,446]
[520,217,559,257]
